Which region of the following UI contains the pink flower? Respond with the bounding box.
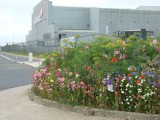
[71,81,76,91]
[119,54,126,59]
[156,46,160,52]
[80,81,86,89]
[122,41,126,45]
[153,39,158,44]
[114,50,120,56]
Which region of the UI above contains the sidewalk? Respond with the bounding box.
[0,85,119,120]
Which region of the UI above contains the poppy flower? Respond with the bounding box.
[136,80,141,85]
[112,57,117,63]
[140,75,145,79]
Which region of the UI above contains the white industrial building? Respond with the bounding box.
[26,0,160,46]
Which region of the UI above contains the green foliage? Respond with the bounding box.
[32,35,160,114]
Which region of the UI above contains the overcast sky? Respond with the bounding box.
[0,0,159,46]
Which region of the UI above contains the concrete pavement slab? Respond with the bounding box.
[0,85,119,120]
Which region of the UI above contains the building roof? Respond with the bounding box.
[136,6,160,11]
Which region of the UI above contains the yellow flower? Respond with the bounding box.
[50,79,54,83]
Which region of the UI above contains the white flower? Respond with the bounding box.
[58,68,62,71]
[141,96,145,99]
[121,91,124,94]
[146,93,150,96]
[76,74,80,78]
[108,84,114,92]
[126,83,130,87]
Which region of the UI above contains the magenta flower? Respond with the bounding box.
[71,81,76,91]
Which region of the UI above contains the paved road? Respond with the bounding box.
[0,52,42,62]
[0,85,119,120]
[0,52,35,90]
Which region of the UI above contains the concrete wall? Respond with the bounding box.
[90,8,99,32]
[99,8,160,35]
[52,6,90,30]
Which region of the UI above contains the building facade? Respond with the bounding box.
[26,0,160,45]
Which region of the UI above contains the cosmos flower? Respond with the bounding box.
[153,39,158,44]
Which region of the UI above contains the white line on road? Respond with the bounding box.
[0,54,16,62]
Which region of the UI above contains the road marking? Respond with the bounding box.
[0,54,15,62]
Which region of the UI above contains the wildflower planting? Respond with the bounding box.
[32,35,160,114]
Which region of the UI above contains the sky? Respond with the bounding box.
[0,0,159,46]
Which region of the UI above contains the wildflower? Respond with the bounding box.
[126,83,130,88]
[114,50,120,56]
[107,84,114,92]
[58,68,62,71]
[156,46,160,52]
[50,57,54,61]
[50,79,54,83]
[49,88,52,91]
[136,67,140,71]
[128,66,134,72]
[112,57,117,63]
[103,78,112,85]
[132,72,137,76]
[153,82,157,87]
[121,91,124,94]
[68,72,73,76]
[122,41,126,45]
[119,54,126,59]
[85,46,89,49]
[148,79,151,84]
[71,81,76,91]
[140,75,145,79]
[136,80,141,85]
[153,39,158,44]
[80,81,86,89]
[76,73,80,78]
[115,91,120,96]
[116,71,119,75]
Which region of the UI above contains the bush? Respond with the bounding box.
[32,35,160,113]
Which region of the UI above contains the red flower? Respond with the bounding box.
[112,57,117,63]
[136,80,141,85]
[140,75,145,79]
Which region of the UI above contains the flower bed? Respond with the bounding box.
[32,35,160,114]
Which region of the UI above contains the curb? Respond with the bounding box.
[28,89,160,120]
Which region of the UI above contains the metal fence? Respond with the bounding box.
[1,41,61,54]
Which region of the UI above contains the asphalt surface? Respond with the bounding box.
[0,52,36,90]
[0,85,119,120]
